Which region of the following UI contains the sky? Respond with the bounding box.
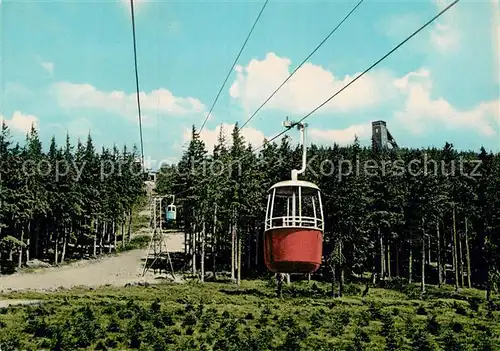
[1,0,499,170]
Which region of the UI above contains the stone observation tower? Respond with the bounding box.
[372,120,399,151]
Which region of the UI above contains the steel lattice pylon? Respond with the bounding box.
[142,195,176,278]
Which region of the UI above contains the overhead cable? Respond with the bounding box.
[130,0,145,169]
[174,0,460,197]
[198,0,269,133]
[238,0,365,131]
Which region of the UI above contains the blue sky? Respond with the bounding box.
[1,0,499,169]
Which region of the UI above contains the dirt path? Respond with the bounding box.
[0,299,42,308]
[0,232,185,293]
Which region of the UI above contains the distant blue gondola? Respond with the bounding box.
[166,204,176,222]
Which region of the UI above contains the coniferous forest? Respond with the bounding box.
[0,123,145,271]
[1,121,500,350]
[156,124,500,300]
[1,120,499,299]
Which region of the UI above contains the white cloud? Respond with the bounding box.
[309,124,371,146]
[49,118,96,138]
[229,52,395,116]
[394,70,499,136]
[41,61,54,76]
[430,23,459,52]
[35,55,55,76]
[1,111,38,134]
[183,123,266,153]
[4,82,33,98]
[50,82,206,123]
[230,47,498,141]
[229,48,499,142]
[492,0,500,83]
[429,0,460,52]
[393,69,431,90]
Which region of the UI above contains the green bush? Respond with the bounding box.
[356,309,371,327]
[412,329,439,351]
[453,301,468,316]
[416,305,427,315]
[118,234,150,252]
[368,301,383,320]
[310,309,325,328]
[426,314,441,336]
[0,279,499,350]
[279,325,309,351]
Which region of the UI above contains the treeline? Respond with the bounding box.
[0,123,145,272]
[156,124,500,299]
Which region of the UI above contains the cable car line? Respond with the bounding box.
[250,0,461,148]
[130,0,145,170]
[173,0,460,198]
[237,0,364,131]
[198,0,269,133]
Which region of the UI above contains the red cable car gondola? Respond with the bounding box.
[263,120,324,274]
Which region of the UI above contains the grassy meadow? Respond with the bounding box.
[0,279,499,350]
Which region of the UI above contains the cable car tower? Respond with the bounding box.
[264,119,324,274]
[142,195,176,278]
[372,120,398,151]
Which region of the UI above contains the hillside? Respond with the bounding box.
[0,280,498,350]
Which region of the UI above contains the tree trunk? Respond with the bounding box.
[184,227,188,257]
[54,230,59,265]
[437,219,443,287]
[26,222,30,262]
[458,229,464,287]
[486,269,492,302]
[113,220,117,252]
[452,203,459,292]
[121,216,125,249]
[212,204,217,278]
[255,220,259,269]
[379,228,385,279]
[331,266,336,298]
[409,235,413,284]
[18,224,25,268]
[396,243,400,277]
[246,226,251,271]
[362,269,376,297]
[421,218,426,296]
[100,221,105,255]
[277,273,283,298]
[61,224,68,262]
[93,217,98,257]
[387,239,391,278]
[465,217,472,288]
[108,220,113,254]
[127,209,132,243]
[442,220,447,284]
[192,220,197,275]
[26,238,30,262]
[231,210,235,281]
[427,234,431,265]
[339,264,344,298]
[339,240,344,297]
[237,224,241,286]
[34,219,40,259]
[201,220,205,283]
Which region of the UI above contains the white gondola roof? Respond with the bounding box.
[269,180,320,193]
